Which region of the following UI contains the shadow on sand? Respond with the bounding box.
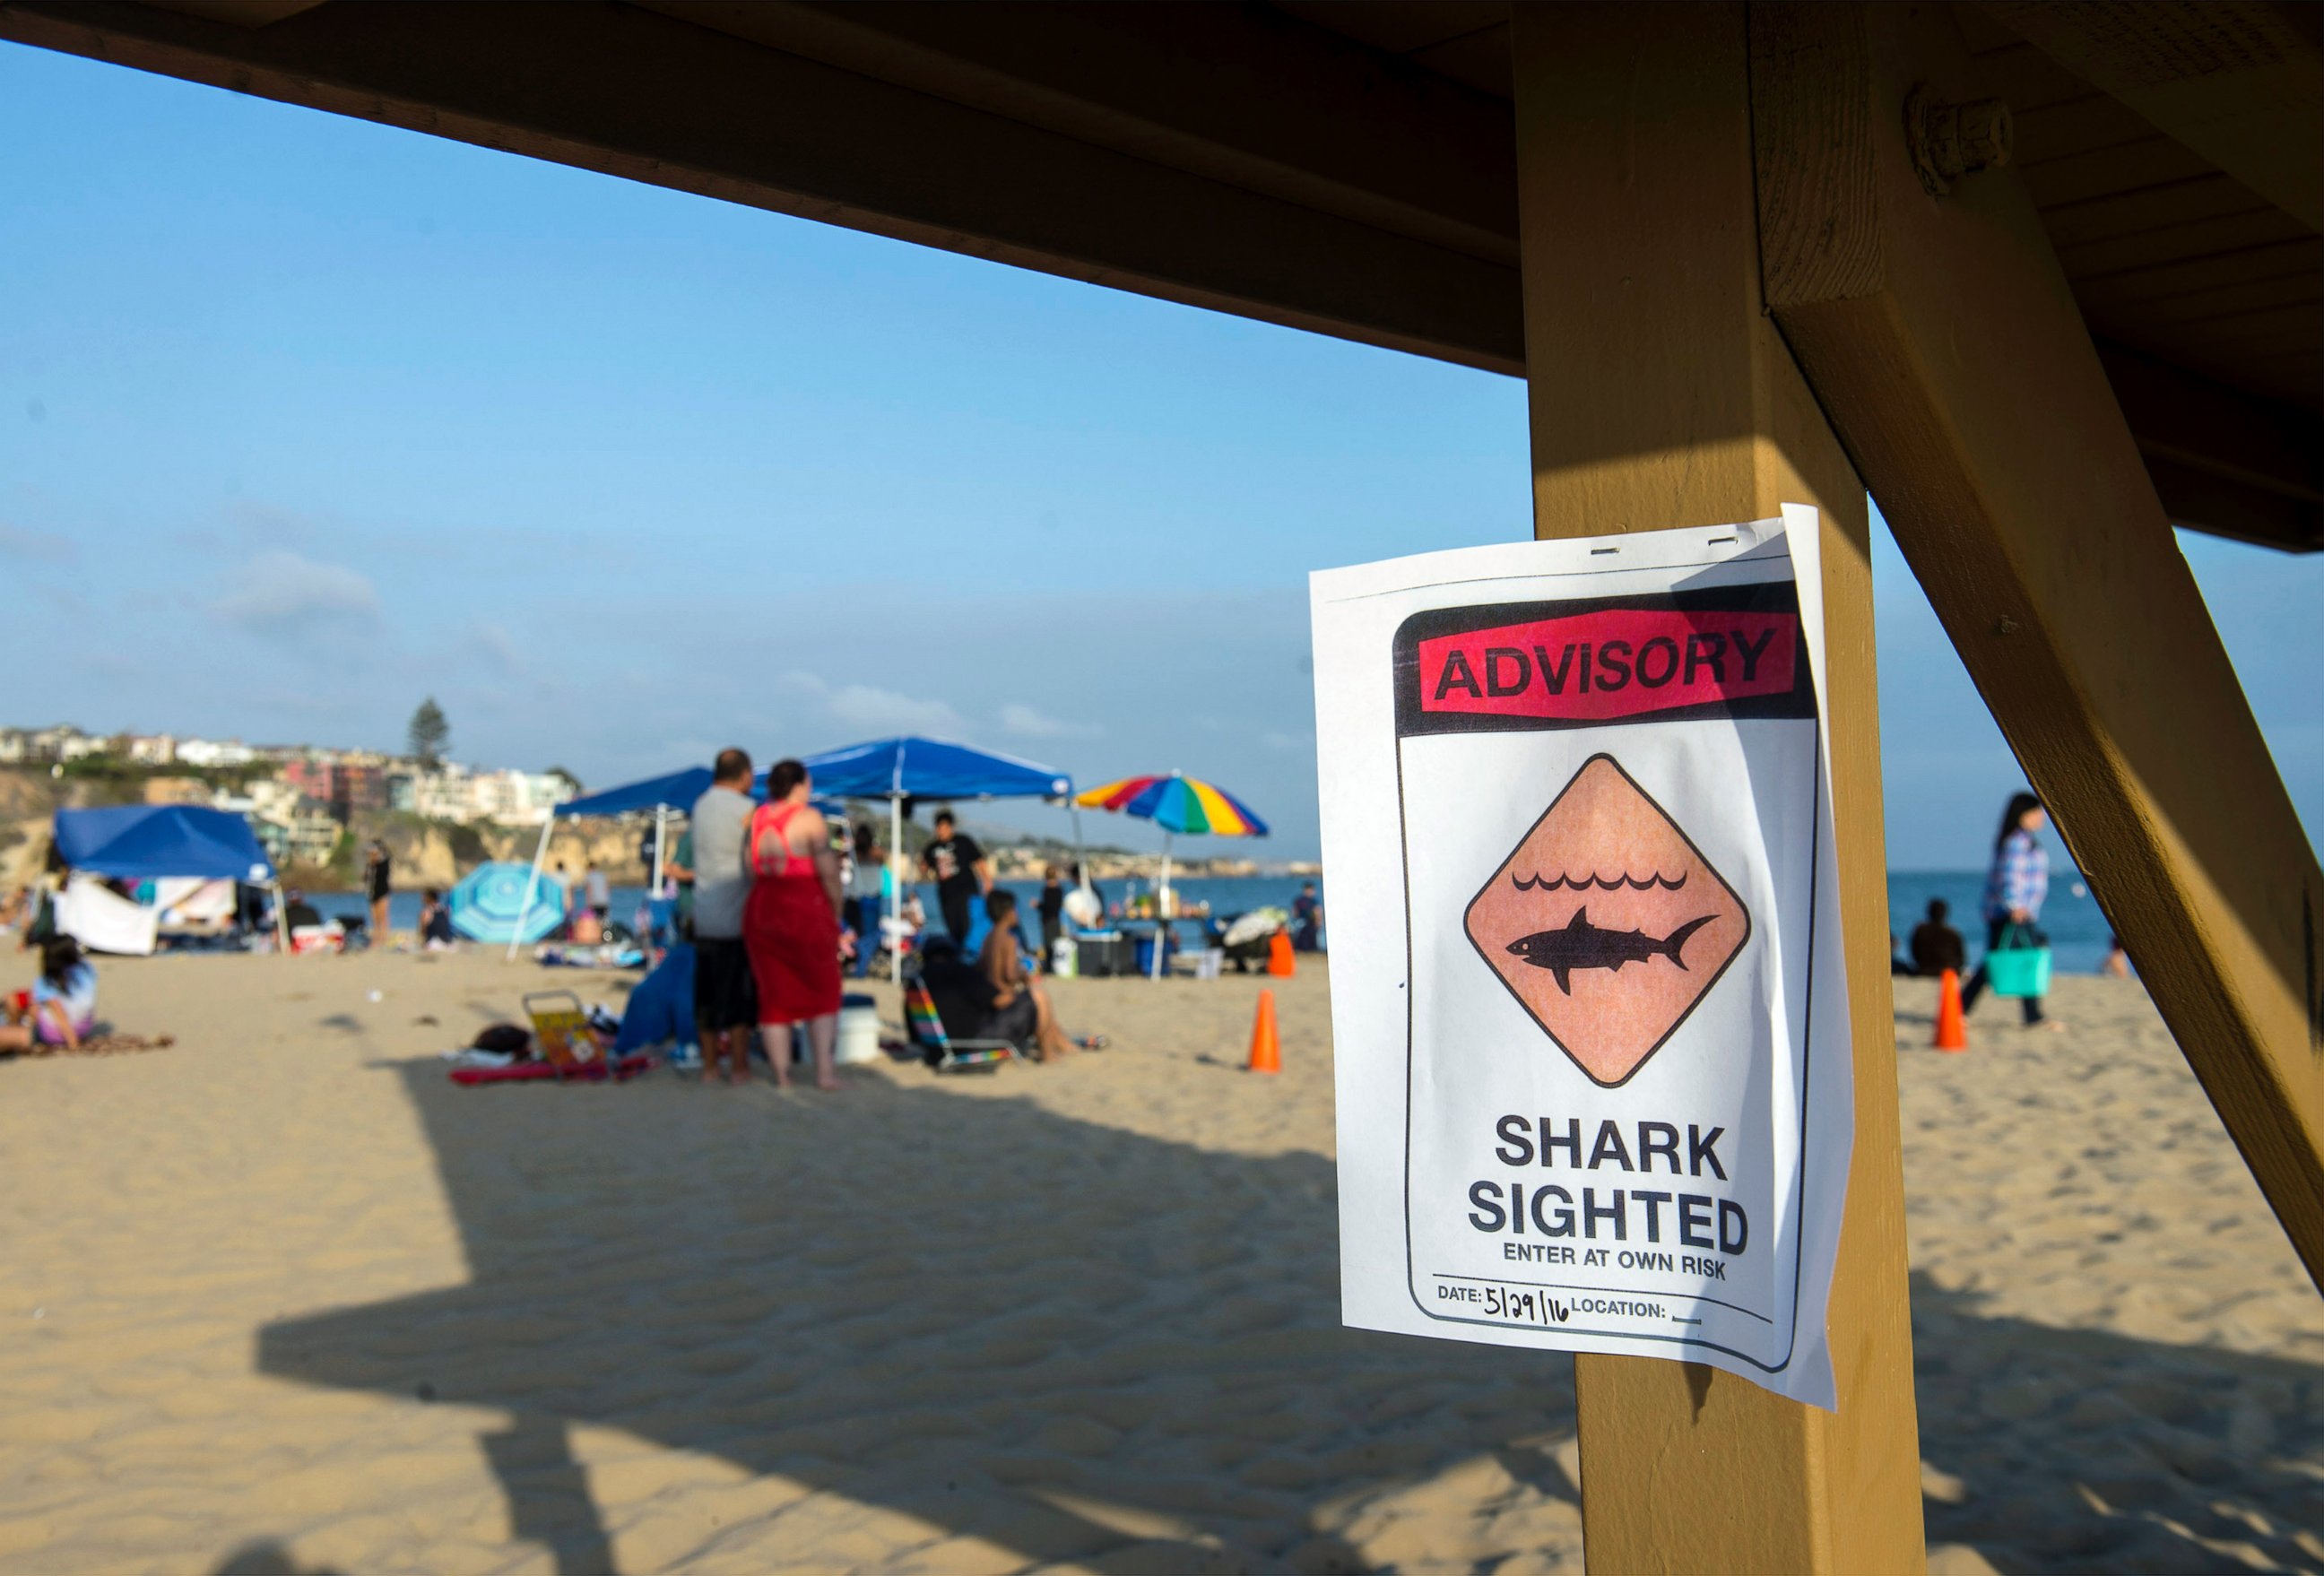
[252,1060,1581,1573]
[238,1056,2319,1574]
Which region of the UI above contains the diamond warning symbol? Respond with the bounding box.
[1465,754,1748,1087]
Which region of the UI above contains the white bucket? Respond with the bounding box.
[836,1001,883,1065]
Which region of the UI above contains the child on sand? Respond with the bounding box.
[2,937,96,1052]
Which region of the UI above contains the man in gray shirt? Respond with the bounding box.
[689,748,757,1083]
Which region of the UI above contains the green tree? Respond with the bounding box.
[544,765,582,794]
[407,697,450,766]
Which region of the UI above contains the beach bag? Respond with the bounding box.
[472,1022,532,1055]
[1985,922,2051,998]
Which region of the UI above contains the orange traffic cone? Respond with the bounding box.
[1933,967,1968,1052]
[1248,988,1281,1074]
[1267,931,1296,977]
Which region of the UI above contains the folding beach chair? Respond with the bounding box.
[899,978,1018,1073]
[522,989,649,1083]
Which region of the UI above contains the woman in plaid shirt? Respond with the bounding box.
[1962,791,2059,1027]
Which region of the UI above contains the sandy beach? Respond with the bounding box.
[0,954,2317,1575]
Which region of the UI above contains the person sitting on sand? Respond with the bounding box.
[1908,898,1965,978]
[976,890,1075,1062]
[418,888,455,949]
[2,936,96,1052]
[282,888,324,932]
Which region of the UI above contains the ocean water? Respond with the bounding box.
[315,869,2114,974]
[1886,868,2114,975]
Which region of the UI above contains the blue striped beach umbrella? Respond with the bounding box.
[448,861,568,945]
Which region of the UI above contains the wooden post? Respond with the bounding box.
[1509,4,1926,1571]
[1752,3,2324,1290]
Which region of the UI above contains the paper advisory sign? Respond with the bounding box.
[1312,507,1853,1408]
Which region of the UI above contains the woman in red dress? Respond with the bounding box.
[742,758,845,1089]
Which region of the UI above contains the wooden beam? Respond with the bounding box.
[642,1,1520,264]
[10,0,2321,552]
[0,0,1524,372]
[1510,6,1925,1572]
[2094,341,2324,551]
[1975,0,2324,233]
[1751,3,2324,1287]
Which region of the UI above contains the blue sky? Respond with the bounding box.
[1,42,2315,869]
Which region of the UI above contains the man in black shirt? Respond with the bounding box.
[919,811,992,942]
[1908,898,1965,978]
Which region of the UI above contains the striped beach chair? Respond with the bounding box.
[900,980,1017,1073]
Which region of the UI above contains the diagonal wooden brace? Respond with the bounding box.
[1750,2,2324,1290]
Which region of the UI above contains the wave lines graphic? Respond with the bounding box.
[1512,870,1687,892]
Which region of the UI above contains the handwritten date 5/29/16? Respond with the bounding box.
[1483,1286,1569,1324]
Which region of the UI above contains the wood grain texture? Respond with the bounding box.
[1754,2,2324,1290]
[1748,3,1881,308]
[0,0,1531,372]
[4,0,2317,545]
[1976,0,2324,231]
[1513,5,1925,1572]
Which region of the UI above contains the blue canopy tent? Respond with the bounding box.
[558,766,715,818]
[54,805,275,883]
[798,736,1075,954]
[507,764,857,960]
[507,767,706,962]
[507,742,1071,964]
[53,804,282,948]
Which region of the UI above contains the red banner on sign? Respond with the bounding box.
[1418,609,1797,723]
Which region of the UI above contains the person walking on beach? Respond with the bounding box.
[920,810,991,943]
[744,759,845,1091]
[1908,898,1964,978]
[1961,791,2060,1028]
[362,839,392,943]
[689,749,758,1085]
[583,862,611,924]
[845,823,883,978]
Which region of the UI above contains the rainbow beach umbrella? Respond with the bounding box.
[1075,773,1269,975]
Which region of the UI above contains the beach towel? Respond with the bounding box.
[56,876,160,957]
[535,943,648,969]
[447,1051,654,1086]
[11,1032,176,1057]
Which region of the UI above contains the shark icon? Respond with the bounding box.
[1464,754,1750,1087]
[1506,906,1717,995]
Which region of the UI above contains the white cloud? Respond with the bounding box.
[783,671,962,734]
[0,524,75,564]
[999,702,1100,740]
[468,620,525,672]
[212,550,379,633]
[1262,730,1313,750]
